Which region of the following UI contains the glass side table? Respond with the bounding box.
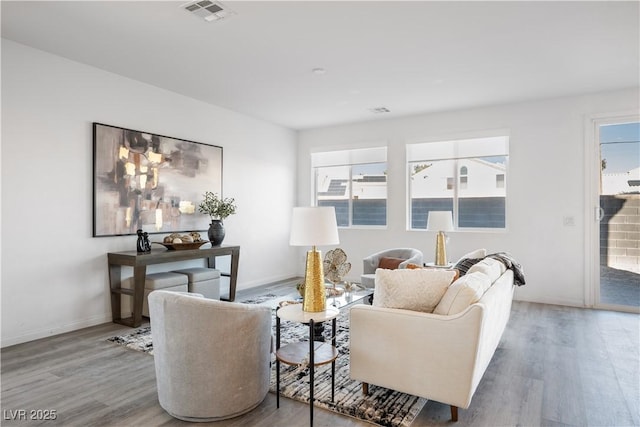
[275,304,339,426]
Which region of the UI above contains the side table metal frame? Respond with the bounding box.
[275,305,338,426]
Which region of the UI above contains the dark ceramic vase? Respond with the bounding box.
[208,220,225,246]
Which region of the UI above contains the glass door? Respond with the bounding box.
[596,120,640,311]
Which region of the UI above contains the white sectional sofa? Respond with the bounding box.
[349,258,515,421]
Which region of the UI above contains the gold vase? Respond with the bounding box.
[302,247,326,312]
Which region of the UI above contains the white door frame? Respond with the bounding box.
[584,110,640,312]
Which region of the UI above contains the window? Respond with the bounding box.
[313,147,387,227]
[407,136,508,229]
[459,166,468,189]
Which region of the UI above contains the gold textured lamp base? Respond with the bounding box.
[435,231,448,266]
[302,247,326,312]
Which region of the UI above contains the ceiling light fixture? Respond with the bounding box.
[182,0,235,22]
[312,68,327,75]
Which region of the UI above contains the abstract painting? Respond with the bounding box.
[93,123,222,237]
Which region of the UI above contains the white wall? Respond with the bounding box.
[1,40,298,347]
[297,88,640,307]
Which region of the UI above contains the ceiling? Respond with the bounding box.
[2,1,639,130]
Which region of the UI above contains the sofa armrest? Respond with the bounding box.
[349,303,485,409]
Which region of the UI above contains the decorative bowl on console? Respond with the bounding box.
[153,241,209,251]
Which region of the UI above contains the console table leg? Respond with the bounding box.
[132,266,146,327]
[228,248,239,301]
[108,264,122,322]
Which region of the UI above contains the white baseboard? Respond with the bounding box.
[1,312,114,348]
[235,273,299,292]
[513,295,585,308]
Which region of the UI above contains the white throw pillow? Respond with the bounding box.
[467,257,506,283]
[373,268,457,313]
[434,271,492,315]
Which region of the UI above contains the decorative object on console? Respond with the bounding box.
[143,232,151,252]
[426,211,454,266]
[154,241,209,250]
[93,123,222,237]
[136,230,152,253]
[198,191,237,246]
[289,207,339,312]
[155,232,208,250]
[136,229,147,253]
[323,248,351,290]
[208,220,225,246]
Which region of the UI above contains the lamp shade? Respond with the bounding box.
[289,206,340,246]
[426,211,454,232]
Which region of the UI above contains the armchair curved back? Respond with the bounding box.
[362,248,424,274]
[149,290,272,422]
[361,248,424,288]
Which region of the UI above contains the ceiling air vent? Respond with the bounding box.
[182,0,235,22]
[370,107,391,114]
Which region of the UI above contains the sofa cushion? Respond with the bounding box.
[378,257,406,270]
[452,248,486,276]
[456,248,487,263]
[373,268,457,313]
[453,257,483,276]
[467,257,506,283]
[434,271,493,315]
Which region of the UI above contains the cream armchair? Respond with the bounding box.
[361,248,424,287]
[149,290,272,422]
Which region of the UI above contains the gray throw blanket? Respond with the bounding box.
[487,252,526,286]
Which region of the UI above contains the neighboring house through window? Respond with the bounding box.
[313,147,387,227]
[407,135,509,229]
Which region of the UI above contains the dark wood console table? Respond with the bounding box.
[107,245,240,327]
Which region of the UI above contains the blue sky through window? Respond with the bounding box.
[600,122,640,174]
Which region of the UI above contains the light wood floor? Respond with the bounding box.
[2,282,638,426]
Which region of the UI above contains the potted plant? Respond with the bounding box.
[198,191,237,246]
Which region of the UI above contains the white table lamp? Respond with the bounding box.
[290,207,340,312]
[427,211,454,266]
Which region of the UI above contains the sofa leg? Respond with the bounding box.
[450,405,458,422]
[362,383,369,396]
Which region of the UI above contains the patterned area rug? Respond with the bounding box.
[106,325,154,355]
[106,297,426,427]
[271,309,426,427]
